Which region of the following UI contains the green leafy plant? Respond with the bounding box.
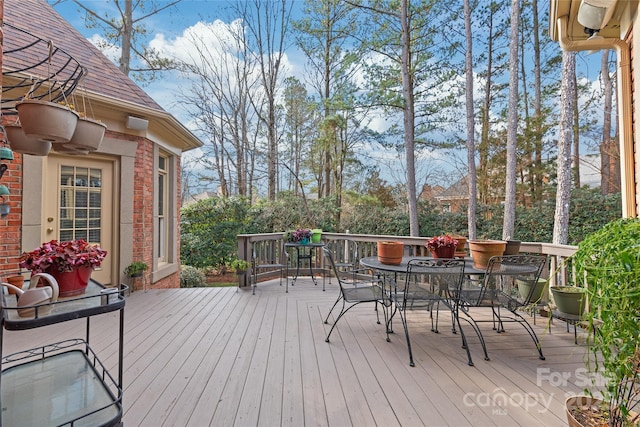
[570,218,640,426]
[230,258,249,273]
[124,261,148,277]
[180,265,206,288]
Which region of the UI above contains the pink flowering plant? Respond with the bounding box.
[283,228,312,242]
[426,235,458,250]
[19,239,107,273]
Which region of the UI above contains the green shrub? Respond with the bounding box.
[180,265,206,288]
[180,196,251,268]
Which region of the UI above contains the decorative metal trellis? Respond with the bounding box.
[1,22,87,112]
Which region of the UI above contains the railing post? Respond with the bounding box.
[238,235,251,288]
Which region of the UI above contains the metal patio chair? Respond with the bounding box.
[251,239,289,294]
[323,246,388,343]
[454,254,547,366]
[323,239,358,288]
[386,258,466,367]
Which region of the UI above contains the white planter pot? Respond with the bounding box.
[5,124,51,156]
[16,99,79,143]
[65,117,107,151]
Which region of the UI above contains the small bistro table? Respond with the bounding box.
[285,242,326,290]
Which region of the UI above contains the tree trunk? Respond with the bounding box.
[464,0,477,240]
[572,70,580,188]
[400,0,419,236]
[502,0,520,241]
[532,0,543,202]
[119,0,133,75]
[600,49,619,194]
[553,50,576,245]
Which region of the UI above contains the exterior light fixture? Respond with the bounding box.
[577,0,616,32]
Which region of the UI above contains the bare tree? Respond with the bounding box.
[241,0,293,201]
[51,0,182,80]
[172,20,261,198]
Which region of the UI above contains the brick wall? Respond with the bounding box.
[0,155,23,276]
[0,129,181,290]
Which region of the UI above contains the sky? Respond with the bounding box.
[51,0,449,193]
[49,0,606,193]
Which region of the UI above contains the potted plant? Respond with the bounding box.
[564,218,640,426]
[18,239,107,297]
[452,234,468,255]
[550,285,586,316]
[426,234,458,258]
[16,98,79,143]
[124,261,148,278]
[284,228,312,244]
[5,122,52,156]
[64,115,107,151]
[230,259,249,275]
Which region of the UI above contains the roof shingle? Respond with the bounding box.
[3,0,164,112]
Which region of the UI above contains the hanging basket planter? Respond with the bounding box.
[16,99,79,143]
[5,124,52,156]
[64,117,107,151]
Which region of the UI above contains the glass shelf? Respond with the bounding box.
[1,281,127,331]
[2,340,122,427]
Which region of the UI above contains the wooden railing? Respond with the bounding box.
[237,232,579,293]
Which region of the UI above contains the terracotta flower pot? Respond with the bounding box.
[453,236,467,253]
[377,241,404,265]
[565,396,606,427]
[5,274,25,294]
[468,239,506,269]
[16,99,79,143]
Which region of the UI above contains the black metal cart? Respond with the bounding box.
[0,281,126,427]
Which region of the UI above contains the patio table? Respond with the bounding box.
[359,256,484,275]
[285,242,325,290]
[359,256,482,330]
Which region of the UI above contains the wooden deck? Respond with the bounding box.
[2,278,590,426]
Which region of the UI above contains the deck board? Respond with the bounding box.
[1,278,590,426]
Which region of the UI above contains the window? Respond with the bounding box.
[157,153,169,264]
[59,165,102,243]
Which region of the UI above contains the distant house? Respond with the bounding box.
[183,191,218,207]
[0,0,202,288]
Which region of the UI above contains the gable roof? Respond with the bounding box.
[2,0,202,150]
[3,0,163,110]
